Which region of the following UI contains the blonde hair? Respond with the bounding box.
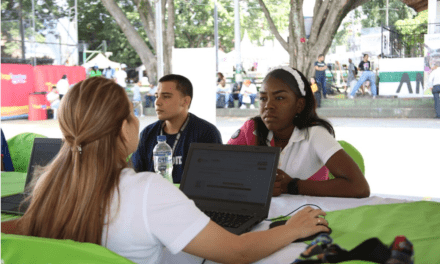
[17,77,132,244]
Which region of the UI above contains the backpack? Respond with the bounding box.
[354,66,358,76]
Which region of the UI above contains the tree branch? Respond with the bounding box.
[134,0,156,50]
[101,0,156,77]
[257,0,288,51]
[309,0,330,44]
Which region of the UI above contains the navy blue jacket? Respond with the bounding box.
[131,113,223,183]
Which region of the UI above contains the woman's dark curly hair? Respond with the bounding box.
[252,67,335,146]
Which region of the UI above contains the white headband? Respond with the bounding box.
[269,66,306,96]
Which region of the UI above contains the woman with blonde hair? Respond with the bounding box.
[8,77,329,264]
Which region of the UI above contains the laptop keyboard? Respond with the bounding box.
[203,210,252,228]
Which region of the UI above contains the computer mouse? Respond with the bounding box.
[269,220,332,243]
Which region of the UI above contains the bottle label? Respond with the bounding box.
[154,151,172,157]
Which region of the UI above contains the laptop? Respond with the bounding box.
[1,138,63,215]
[180,143,280,235]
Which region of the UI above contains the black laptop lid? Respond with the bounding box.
[180,143,280,206]
[24,138,63,188]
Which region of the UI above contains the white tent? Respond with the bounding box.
[82,53,121,69]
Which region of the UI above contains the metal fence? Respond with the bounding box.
[381,23,440,59]
[1,9,79,66]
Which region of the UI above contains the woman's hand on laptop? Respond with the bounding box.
[286,206,330,238]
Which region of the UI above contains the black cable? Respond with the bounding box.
[201,259,206,264]
[264,204,323,222]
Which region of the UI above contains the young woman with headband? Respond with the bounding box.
[8,77,329,264]
[228,67,370,198]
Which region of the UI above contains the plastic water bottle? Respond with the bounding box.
[153,135,173,183]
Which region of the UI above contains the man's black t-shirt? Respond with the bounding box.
[232,82,242,93]
[358,61,371,71]
[314,61,326,77]
[131,113,223,183]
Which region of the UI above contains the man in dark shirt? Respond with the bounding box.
[314,54,328,98]
[348,54,378,99]
[131,74,223,183]
[231,81,243,108]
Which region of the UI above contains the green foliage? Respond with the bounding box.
[174,0,289,52]
[331,0,416,54]
[1,0,68,57]
[395,10,428,57]
[242,0,289,46]
[72,0,143,67]
[361,0,415,28]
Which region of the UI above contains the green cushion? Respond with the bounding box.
[326,201,440,263]
[1,234,134,263]
[328,140,365,180]
[6,133,47,173]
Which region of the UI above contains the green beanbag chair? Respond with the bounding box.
[1,234,134,263]
[6,133,47,173]
[328,140,365,180]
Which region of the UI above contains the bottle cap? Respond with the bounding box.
[157,135,166,141]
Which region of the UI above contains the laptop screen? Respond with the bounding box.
[181,148,278,205]
[25,138,63,187]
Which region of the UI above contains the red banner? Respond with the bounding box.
[1,64,35,117]
[34,65,86,92]
[2,64,87,119]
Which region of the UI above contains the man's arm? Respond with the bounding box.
[131,129,151,172]
[200,123,223,144]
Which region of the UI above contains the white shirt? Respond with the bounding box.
[46,91,60,103]
[268,126,342,180]
[240,83,257,95]
[216,84,231,94]
[102,168,210,264]
[56,79,69,95]
[428,67,440,88]
[115,70,128,88]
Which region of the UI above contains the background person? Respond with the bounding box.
[46,86,61,119]
[216,78,232,108]
[56,74,69,100]
[428,61,440,119]
[89,66,102,77]
[115,64,128,89]
[145,82,157,108]
[231,81,243,108]
[310,77,321,108]
[132,81,144,117]
[228,66,370,198]
[7,77,330,264]
[314,54,328,98]
[347,58,357,94]
[239,79,257,109]
[348,54,377,99]
[104,66,115,79]
[217,72,225,85]
[131,74,223,183]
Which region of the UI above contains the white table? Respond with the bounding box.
[161,195,410,264]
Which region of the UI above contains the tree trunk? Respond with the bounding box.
[163,0,175,75]
[101,0,157,82]
[258,0,371,78]
[101,0,176,83]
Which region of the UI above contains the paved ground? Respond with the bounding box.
[2,116,440,201]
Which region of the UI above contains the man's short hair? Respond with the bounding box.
[159,74,193,106]
[318,54,324,58]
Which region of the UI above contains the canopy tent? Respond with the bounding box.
[222,31,289,74]
[82,53,121,70]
